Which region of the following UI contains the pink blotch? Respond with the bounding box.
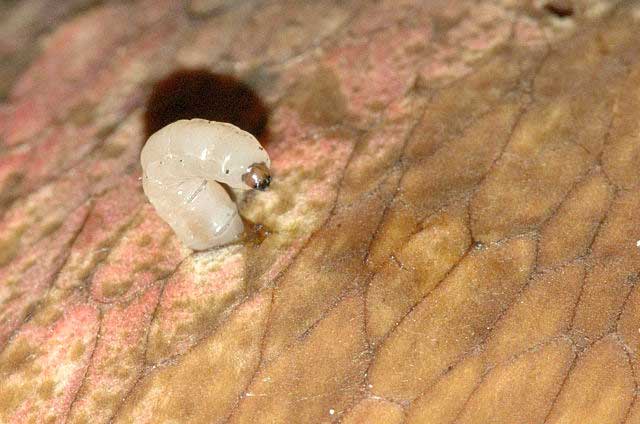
[56,177,144,290]
[513,17,547,46]
[90,207,187,303]
[0,203,90,348]
[1,98,51,147]
[447,3,511,52]
[269,107,353,176]
[67,285,161,422]
[7,301,99,424]
[150,251,246,359]
[419,46,472,82]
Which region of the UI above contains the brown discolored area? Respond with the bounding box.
[0,338,40,378]
[484,262,585,363]
[0,339,41,418]
[284,65,349,128]
[367,63,534,269]
[1,0,640,422]
[602,65,640,190]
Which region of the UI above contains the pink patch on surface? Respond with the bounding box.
[67,285,161,423]
[269,108,352,174]
[0,203,90,348]
[0,99,51,148]
[0,173,93,266]
[448,4,511,52]
[23,125,100,188]
[3,0,183,149]
[320,42,389,120]
[0,123,104,207]
[5,302,100,424]
[319,5,432,122]
[513,16,547,46]
[147,250,246,362]
[90,206,187,303]
[419,45,472,81]
[56,177,145,290]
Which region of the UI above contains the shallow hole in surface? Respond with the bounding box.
[543,1,574,18]
[143,68,270,144]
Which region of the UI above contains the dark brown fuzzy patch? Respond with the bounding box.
[144,69,269,144]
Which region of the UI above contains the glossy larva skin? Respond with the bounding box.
[140,119,270,250]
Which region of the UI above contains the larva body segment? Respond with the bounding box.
[140,119,270,250]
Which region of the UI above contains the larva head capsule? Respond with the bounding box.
[242,162,271,191]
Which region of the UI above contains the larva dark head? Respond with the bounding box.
[242,162,271,191]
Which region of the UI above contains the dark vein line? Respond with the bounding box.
[567,194,616,335]
[64,308,103,423]
[364,87,540,369]
[223,287,276,423]
[449,333,578,424]
[423,233,540,422]
[614,283,637,332]
[467,47,552,243]
[106,254,192,423]
[221,113,385,423]
[0,200,94,356]
[542,327,638,424]
[359,42,557,406]
[358,50,550,351]
[541,353,579,424]
[615,333,639,424]
[534,167,615,272]
[544,170,623,421]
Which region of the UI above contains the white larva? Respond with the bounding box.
[140,118,271,250]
